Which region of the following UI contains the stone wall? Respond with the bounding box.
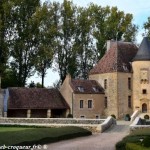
[0,117,114,133]
[130,117,150,133]
[89,73,118,118]
[0,118,105,124]
[73,93,104,119]
[97,116,116,132]
[89,72,133,119]
[117,72,133,118]
[132,61,150,113]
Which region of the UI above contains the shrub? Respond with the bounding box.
[126,143,150,150]
[125,114,131,121]
[111,114,116,119]
[143,136,150,147]
[144,114,149,120]
[67,114,73,118]
[116,140,126,150]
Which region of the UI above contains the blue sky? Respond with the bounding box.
[28,0,150,87]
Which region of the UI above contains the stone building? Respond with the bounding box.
[0,37,150,119]
[61,37,150,119]
[60,75,104,118]
[4,88,70,118]
[89,40,138,118]
[132,37,150,113]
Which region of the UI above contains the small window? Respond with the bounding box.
[78,86,84,92]
[80,115,85,118]
[143,89,147,94]
[128,78,131,90]
[104,97,107,108]
[96,115,99,119]
[128,96,131,108]
[88,100,92,108]
[92,87,99,92]
[104,79,107,89]
[80,100,84,108]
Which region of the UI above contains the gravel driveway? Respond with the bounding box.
[45,121,130,150]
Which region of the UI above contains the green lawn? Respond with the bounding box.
[116,128,150,150]
[0,126,92,146]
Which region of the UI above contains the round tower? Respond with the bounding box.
[132,37,150,113]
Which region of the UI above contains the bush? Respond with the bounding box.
[111,114,116,119]
[116,140,126,150]
[143,136,150,147]
[144,114,149,120]
[126,143,150,150]
[67,114,73,118]
[125,114,131,121]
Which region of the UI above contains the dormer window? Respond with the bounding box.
[92,87,99,92]
[78,86,84,92]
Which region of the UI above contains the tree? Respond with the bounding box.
[74,7,96,79]
[0,0,12,75]
[53,0,77,83]
[32,3,55,88]
[144,17,150,38]
[1,67,18,88]
[9,0,40,87]
[89,4,138,59]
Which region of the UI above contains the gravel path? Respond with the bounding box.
[45,121,130,150]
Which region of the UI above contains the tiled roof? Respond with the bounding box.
[70,79,104,94]
[89,41,138,75]
[133,37,150,61]
[8,88,69,109]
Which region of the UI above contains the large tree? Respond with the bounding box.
[74,7,96,79]
[53,0,77,83]
[8,0,40,86]
[89,4,138,59]
[33,3,55,88]
[0,0,12,75]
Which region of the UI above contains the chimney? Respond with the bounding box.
[106,40,115,52]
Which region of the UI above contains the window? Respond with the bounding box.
[92,87,99,92]
[128,78,131,90]
[88,100,92,108]
[80,115,85,118]
[143,89,147,94]
[140,69,148,84]
[78,86,84,92]
[104,79,107,89]
[80,100,84,108]
[104,97,107,108]
[128,96,131,108]
[96,115,99,119]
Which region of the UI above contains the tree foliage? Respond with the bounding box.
[0,0,138,87]
[8,0,40,87]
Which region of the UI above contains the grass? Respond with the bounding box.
[116,128,150,150]
[0,126,92,146]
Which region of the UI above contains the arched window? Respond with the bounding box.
[142,103,147,113]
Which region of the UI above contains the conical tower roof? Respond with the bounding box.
[133,37,150,61]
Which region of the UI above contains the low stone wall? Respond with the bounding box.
[0,117,107,133]
[96,116,116,133]
[0,118,104,124]
[130,117,150,133]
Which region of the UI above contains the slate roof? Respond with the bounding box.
[8,88,69,109]
[133,37,150,61]
[70,79,104,94]
[89,41,138,75]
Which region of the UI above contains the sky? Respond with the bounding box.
[28,0,150,87]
